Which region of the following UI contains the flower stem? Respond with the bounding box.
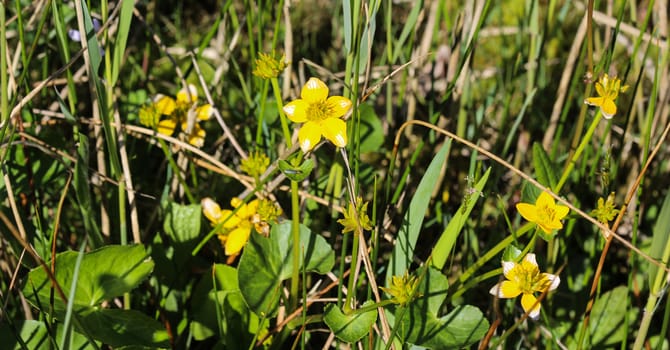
[270,77,292,148]
[343,225,360,314]
[289,152,304,311]
[555,112,602,192]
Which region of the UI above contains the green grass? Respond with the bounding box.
[1,0,669,349]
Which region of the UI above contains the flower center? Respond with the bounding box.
[513,264,541,294]
[306,101,331,122]
[537,204,556,224]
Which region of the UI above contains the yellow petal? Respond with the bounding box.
[542,273,561,292]
[536,192,554,208]
[321,118,348,148]
[502,261,516,278]
[516,203,538,223]
[608,78,621,100]
[225,225,252,256]
[201,198,223,223]
[157,118,177,135]
[154,95,176,115]
[326,96,352,119]
[554,204,570,221]
[220,209,241,229]
[186,124,206,147]
[298,121,323,152]
[521,293,541,319]
[538,221,561,234]
[177,84,198,104]
[584,96,604,107]
[594,81,606,98]
[197,104,213,120]
[494,280,522,298]
[522,253,539,270]
[600,99,617,119]
[301,77,329,103]
[284,99,309,123]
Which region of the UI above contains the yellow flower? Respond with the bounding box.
[202,197,259,257]
[516,191,569,234]
[380,272,422,307]
[591,193,619,224]
[584,73,628,119]
[489,253,560,320]
[338,197,373,235]
[282,77,352,153]
[148,84,212,147]
[253,52,288,79]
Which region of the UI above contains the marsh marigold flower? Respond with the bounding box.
[584,73,629,119]
[140,84,212,147]
[282,77,352,153]
[202,197,260,257]
[489,253,560,320]
[516,191,569,234]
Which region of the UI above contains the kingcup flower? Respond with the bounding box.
[202,197,260,257]
[584,73,628,119]
[282,77,352,153]
[489,253,560,320]
[516,191,569,234]
[140,84,212,147]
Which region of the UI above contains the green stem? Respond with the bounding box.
[0,2,6,132]
[270,77,292,148]
[343,228,360,314]
[289,179,300,311]
[447,222,534,301]
[555,112,602,192]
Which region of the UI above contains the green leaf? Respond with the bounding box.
[238,221,334,315]
[358,103,384,154]
[73,134,104,247]
[431,168,490,269]
[323,301,378,343]
[398,266,488,348]
[110,0,135,86]
[401,305,489,349]
[589,286,631,346]
[0,320,97,350]
[163,202,202,244]
[190,264,264,347]
[278,158,314,182]
[78,308,169,348]
[387,141,450,282]
[649,189,670,292]
[24,245,154,313]
[532,142,558,189]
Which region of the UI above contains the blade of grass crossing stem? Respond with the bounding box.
[391,0,422,62]
[110,0,134,87]
[73,134,104,247]
[385,140,451,282]
[432,168,490,270]
[76,0,121,175]
[59,239,88,350]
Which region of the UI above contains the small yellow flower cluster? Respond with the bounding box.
[139,84,212,147]
[240,150,270,181]
[202,197,281,260]
[591,193,619,225]
[380,272,422,307]
[338,197,373,235]
[253,52,288,80]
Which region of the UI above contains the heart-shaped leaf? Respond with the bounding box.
[238,221,334,315]
[24,245,154,314]
[323,301,378,343]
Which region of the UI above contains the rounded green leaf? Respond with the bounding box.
[323,302,378,343]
